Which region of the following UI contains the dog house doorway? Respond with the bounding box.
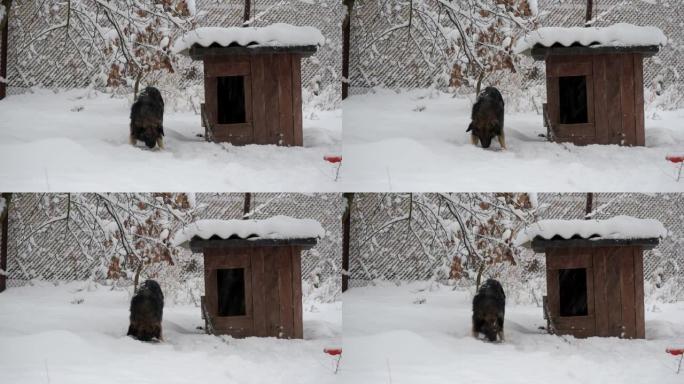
[216,76,247,125]
[216,267,247,317]
[558,268,589,317]
[558,76,588,124]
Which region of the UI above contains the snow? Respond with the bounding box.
[342,282,684,384]
[185,0,196,16]
[0,282,341,384]
[340,89,684,191]
[514,215,668,247]
[515,23,667,54]
[172,24,325,54]
[172,216,326,247]
[0,89,341,191]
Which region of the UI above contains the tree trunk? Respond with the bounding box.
[133,71,142,99]
[475,263,486,291]
[0,193,12,293]
[475,71,485,96]
[242,193,252,219]
[0,0,12,100]
[341,193,354,292]
[341,0,354,100]
[243,0,251,26]
[133,262,143,291]
[584,193,594,219]
[585,0,593,26]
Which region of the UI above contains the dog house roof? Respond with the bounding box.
[515,23,666,60]
[172,216,325,251]
[515,215,666,251]
[172,23,324,59]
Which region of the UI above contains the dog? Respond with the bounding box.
[467,86,506,149]
[127,280,164,341]
[130,87,165,149]
[472,279,506,342]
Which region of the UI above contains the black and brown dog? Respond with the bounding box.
[127,279,164,341]
[472,279,506,342]
[130,87,165,149]
[467,87,506,149]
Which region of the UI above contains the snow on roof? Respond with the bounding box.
[172,23,325,54]
[514,215,667,247]
[172,215,325,247]
[514,23,667,54]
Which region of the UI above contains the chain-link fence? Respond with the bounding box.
[5,0,342,106]
[349,0,684,107]
[5,193,342,299]
[349,193,684,301]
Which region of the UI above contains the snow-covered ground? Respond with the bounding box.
[0,282,341,384]
[341,89,684,191]
[343,282,684,384]
[0,89,341,191]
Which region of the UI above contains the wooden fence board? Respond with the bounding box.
[620,55,637,146]
[278,249,294,338]
[277,54,295,146]
[291,55,303,146]
[292,247,304,338]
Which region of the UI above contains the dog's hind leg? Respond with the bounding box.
[471,134,480,146]
[498,329,505,342]
[129,135,137,146]
[497,132,507,150]
[156,137,165,150]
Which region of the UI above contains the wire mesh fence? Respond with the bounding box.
[349,0,683,107]
[5,0,342,105]
[5,193,342,300]
[349,193,684,301]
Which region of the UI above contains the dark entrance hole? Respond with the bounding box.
[217,268,246,317]
[558,76,588,124]
[217,76,246,124]
[558,268,588,317]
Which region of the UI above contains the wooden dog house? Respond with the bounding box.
[517,216,666,339]
[173,216,324,338]
[173,24,323,146]
[517,24,666,146]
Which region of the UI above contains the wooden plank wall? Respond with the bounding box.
[547,53,645,146]
[633,55,646,146]
[546,248,596,337]
[203,53,304,146]
[291,55,304,146]
[592,247,610,336]
[633,247,646,338]
[257,246,303,338]
[291,246,304,338]
[204,57,253,144]
[203,246,304,339]
[546,246,646,339]
[252,248,266,336]
[245,54,298,146]
[604,247,625,336]
[204,249,255,337]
